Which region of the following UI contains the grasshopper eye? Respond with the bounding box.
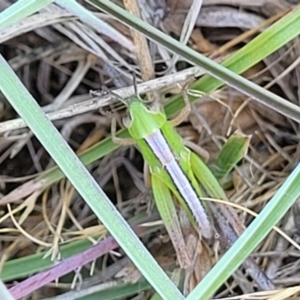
[122,115,132,128]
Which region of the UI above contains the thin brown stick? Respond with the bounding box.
[123,0,159,102]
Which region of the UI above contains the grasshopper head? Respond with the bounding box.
[124,99,166,140]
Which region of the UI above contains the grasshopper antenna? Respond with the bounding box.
[133,73,138,96]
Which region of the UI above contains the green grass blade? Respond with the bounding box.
[0,0,52,31]
[187,162,300,300]
[0,57,183,300]
[44,130,129,187]
[0,237,95,281]
[212,132,250,181]
[93,0,300,123]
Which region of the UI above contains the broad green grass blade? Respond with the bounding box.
[0,57,183,300]
[0,0,52,31]
[212,132,250,181]
[187,162,300,300]
[92,0,300,122]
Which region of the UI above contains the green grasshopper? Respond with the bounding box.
[111,88,273,290]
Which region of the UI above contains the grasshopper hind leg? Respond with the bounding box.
[170,84,192,127]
